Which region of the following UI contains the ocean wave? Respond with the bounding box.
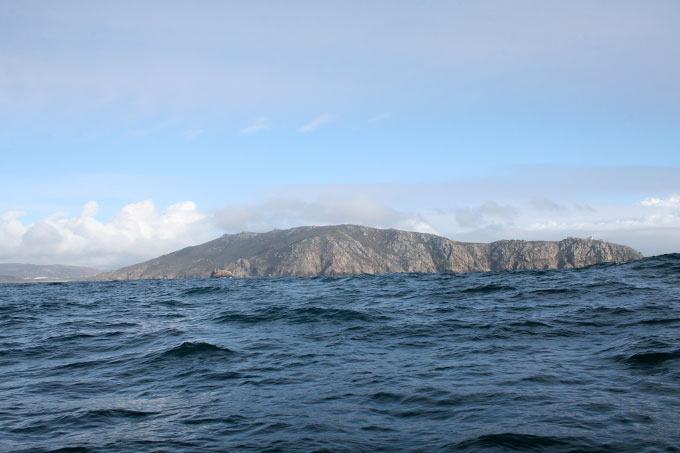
[155,341,238,359]
[214,305,387,324]
[9,408,158,436]
[462,284,517,294]
[181,286,226,296]
[617,350,680,368]
[78,408,159,420]
[449,432,603,452]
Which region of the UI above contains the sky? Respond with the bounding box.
[1,1,679,269]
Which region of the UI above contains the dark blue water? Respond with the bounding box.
[1,255,680,452]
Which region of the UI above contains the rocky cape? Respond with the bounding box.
[95,225,643,280]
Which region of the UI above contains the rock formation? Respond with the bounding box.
[210,269,235,278]
[95,225,643,280]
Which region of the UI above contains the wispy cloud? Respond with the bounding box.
[240,117,269,135]
[299,113,333,133]
[455,201,518,228]
[530,197,564,211]
[185,128,205,140]
[365,113,392,125]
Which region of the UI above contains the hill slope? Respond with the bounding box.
[0,263,101,282]
[96,225,643,280]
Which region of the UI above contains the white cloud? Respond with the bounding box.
[0,201,214,269]
[365,113,392,124]
[530,197,564,211]
[640,194,680,207]
[240,117,268,135]
[398,219,438,235]
[455,201,518,228]
[299,113,333,132]
[215,196,419,232]
[185,128,205,140]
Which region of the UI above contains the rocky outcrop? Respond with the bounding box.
[210,269,235,278]
[95,225,643,280]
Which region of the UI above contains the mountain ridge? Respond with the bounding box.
[95,224,643,280]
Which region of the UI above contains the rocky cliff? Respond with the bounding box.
[95,225,643,280]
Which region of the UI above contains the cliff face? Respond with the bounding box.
[96,225,643,280]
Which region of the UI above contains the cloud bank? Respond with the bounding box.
[2,194,679,270]
[0,201,213,269]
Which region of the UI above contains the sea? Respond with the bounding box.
[1,254,679,452]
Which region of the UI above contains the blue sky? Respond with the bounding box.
[1,1,679,267]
